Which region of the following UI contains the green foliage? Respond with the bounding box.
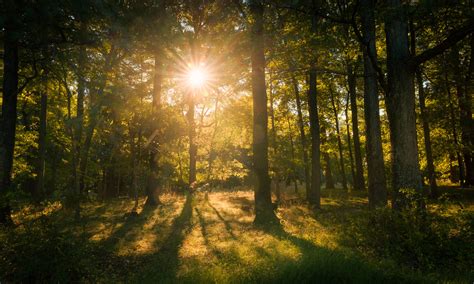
[0,218,121,282]
[345,197,474,275]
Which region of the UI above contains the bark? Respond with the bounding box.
[0,0,19,225]
[146,51,163,206]
[307,68,322,206]
[306,6,321,207]
[348,64,365,190]
[35,90,47,201]
[249,0,278,224]
[384,0,422,208]
[344,95,357,188]
[292,75,311,195]
[360,0,387,208]
[329,88,348,192]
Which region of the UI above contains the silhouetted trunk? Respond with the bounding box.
[68,23,87,216]
[0,0,19,225]
[348,65,365,190]
[360,0,387,207]
[146,51,163,206]
[306,9,321,207]
[269,76,280,202]
[292,75,310,195]
[188,95,197,186]
[344,95,356,188]
[321,127,335,189]
[35,90,47,202]
[207,98,219,182]
[249,0,278,224]
[452,39,474,186]
[444,60,464,185]
[329,88,348,192]
[286,112,299,193]
[409,19,437,196]
[385,0,422,208]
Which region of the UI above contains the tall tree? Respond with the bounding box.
[249,0,278,224]
[385,0,422,206]
[291,74,310,195]
[347,64,365,191]
[0,0,20,225]
[384,0,473,207]
[359,0,387,207]
[329,87,348,192]
[409,19,437,196]
[306,3,322,207]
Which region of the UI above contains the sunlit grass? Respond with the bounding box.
[7,188,473,282]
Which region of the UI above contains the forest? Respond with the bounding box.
[0,0,473,282]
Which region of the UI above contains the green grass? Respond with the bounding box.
[1,188,473,283]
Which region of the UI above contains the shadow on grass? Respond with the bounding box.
[100,204,158,250]
[131,192,194,282]
[261,225,426,283]
[206,200,237,239]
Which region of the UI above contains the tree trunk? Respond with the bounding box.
[307,68,322,206]
[146,51,163,206]
[329,88,348,192]
[348,65,365,191]
[35,90,47,202]
[249,0,278,224]
[409,19,437,196]
[321,126,335,189]
[451,39,474,186]
[188,95,197,186]
[445,60,464,186]
[269,75,280,202]
[417,70,438,194]
[0,0,19,225]
[360,0,387,207]
[385,0,422,208]
[292,75,311,195]
[285,112,299,193]
[306,7,322,207]
[344,94,357,188]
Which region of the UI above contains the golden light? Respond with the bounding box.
[187,66,208,88]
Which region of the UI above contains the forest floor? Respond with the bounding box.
[3,187,474,283]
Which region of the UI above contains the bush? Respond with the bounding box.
[344,190,474,274]
[0,217,122,282]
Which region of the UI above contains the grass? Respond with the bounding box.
[1,187,473,283]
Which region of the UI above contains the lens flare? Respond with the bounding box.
[187,66,207,88]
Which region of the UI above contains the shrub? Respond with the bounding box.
[0,217,121,282]
[344,189,474,273]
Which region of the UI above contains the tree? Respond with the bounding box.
[249,0,279,225]
[0,0,20,225]
[359,0,387,207]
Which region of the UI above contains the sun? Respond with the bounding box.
[187,66,208,88]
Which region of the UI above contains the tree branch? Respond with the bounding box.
[410,19,474,67]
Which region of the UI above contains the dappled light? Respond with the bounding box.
[1,0,473,282]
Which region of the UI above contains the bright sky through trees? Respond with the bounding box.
[187,66,208,88]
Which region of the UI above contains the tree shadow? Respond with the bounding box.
[133,192,194,282]
[205,199,237,239]
[263,225,416,283]
[101,204,158,250]
[195,207,224,259]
